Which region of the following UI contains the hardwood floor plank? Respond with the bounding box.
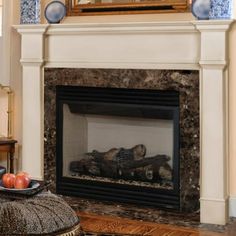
[78,212,236,236]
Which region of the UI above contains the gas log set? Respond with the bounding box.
[70,144,172,183]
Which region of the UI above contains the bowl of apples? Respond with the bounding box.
[0,171,40,192]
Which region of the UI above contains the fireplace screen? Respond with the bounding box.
[56,86,180,209]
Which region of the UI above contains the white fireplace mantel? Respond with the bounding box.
[15,19,233,225]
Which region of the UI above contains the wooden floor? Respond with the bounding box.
[78,212,236,236]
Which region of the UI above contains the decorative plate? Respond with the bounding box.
[191,0,210,20]
[44,1,66,24]
[0,180,40,192]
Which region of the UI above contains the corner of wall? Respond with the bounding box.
[229,196,236,217]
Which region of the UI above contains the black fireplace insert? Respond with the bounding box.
[56,86,180,210]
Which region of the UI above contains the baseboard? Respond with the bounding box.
[200,197,229,225]
[229,196,236,217]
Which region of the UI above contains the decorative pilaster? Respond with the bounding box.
[15,25,48,180]
[194,20,233,225]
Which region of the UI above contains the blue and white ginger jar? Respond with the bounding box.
[20,0,40,24]
[209,0,233,19]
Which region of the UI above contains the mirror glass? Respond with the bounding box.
[66,0,190,16]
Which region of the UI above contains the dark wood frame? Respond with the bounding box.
[65,0,190,16]
[0,138,17,173]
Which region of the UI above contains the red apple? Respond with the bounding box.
[2,173,16,188]
[17,171,30,179]
[14,175,31,189]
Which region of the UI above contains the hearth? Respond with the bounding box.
[56,86,180,209]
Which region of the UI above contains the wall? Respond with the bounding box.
[9,0,22,172]
[0,38,3,83]
[229,18,236,217]
[0,0,2,80]
[0,0,22,170]
[0,89,8,167]
[0,0,6,167]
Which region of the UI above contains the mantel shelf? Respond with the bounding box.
[14,19,234,34]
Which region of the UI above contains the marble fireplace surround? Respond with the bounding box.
[15,20,233,225]
[44,68,199,213]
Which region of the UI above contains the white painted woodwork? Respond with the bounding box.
[14,19,233,225]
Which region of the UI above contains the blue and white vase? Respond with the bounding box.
[191,0,211,20]
[209,0,233,19]
[20,0,41,24]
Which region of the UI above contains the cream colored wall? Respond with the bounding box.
[0,0,5,167]
[0,90,8,137]
[0,1,2,33]
[0,89,8,168]
[0,38,3,82]
[229,25,236,197]
[0,0,3,82]
[9,0,22,172]
[0,0,22,170]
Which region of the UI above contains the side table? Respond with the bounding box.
[0,138,17,173]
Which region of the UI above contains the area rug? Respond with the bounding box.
[78,212,201,236]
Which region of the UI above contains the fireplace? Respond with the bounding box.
[16,20,232,224]
[56,85,180,209]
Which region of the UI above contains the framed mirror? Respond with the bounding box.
[65,0,190,16]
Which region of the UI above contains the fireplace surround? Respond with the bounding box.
[15,19,233,225]
[44,69,199,211]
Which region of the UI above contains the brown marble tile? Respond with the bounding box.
[63,195,200,228]
[68,197,234,233]
[44,68,199,212]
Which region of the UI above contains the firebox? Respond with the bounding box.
[56,86,180,210]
